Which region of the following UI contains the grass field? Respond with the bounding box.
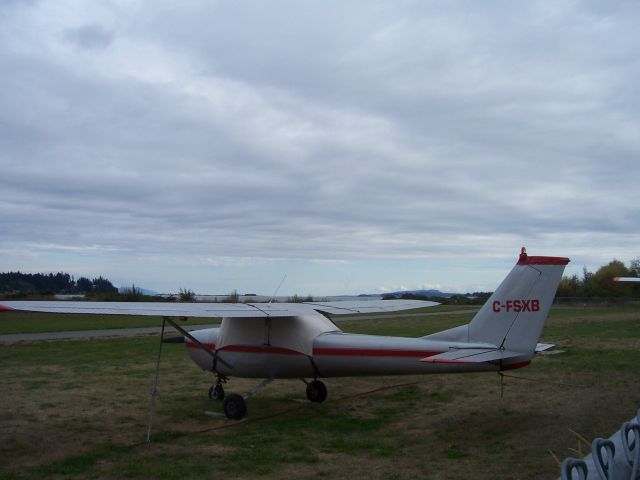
[1,305,639,479]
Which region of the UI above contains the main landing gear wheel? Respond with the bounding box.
[306,380,328,403]
[208,384,225,401]
[223,394,247,420]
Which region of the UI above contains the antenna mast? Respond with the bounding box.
[269,274,287,304]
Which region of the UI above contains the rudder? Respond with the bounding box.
[467,248,569,353]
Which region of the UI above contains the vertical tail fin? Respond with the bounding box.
[467,248,569,353]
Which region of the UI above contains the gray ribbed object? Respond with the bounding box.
[560,409,640,480]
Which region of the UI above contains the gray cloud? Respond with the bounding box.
[63,24,114,51]
[0,0,638,293]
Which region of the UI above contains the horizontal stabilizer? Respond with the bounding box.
[535,343,555,352]
[420,348,522,364]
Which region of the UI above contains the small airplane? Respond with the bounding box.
[0,248,569,420]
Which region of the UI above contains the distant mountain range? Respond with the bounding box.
[116,287,472,300]
[118,286,160,296]
[382,289,458,298]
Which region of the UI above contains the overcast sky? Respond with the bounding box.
[1,1,638,295]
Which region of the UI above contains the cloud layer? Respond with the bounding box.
[1,1,638,294]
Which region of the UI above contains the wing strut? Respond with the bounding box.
[146,317,166,444]
[145,317,232,444]
[163,316,232,369]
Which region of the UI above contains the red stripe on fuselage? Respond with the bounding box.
[184,340,532,370]
[0,304,15,312]
[185,341,215,350]
[184,341,441,358]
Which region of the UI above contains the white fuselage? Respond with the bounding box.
[185,324,531,379]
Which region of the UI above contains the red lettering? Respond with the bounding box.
[493,299,541,313]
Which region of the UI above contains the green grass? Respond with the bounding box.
[547,305,640,318]
[340,312,473,337]
[0,335,173,366]
[35,451,100,476]
[0,305,639,479]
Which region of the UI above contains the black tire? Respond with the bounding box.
[223,394,247,420]
[306,380,328,403]
[209,384,225,401]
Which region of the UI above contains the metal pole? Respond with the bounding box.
[146,317,166,444]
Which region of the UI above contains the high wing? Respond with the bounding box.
[0,301,282,317]
[535,342,555,352]
[302,299,438,315]
[0,299,437,318]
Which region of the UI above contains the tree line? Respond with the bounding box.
[2,257,638,302]
[0,272,118,296]
[383,258,639,304]
[556,258,639,298]
[383,291,492,305]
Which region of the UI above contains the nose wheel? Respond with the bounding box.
[208,375,227,401]
[208,383,225,400]
[207,378,326,421]
[306,380,327,403]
